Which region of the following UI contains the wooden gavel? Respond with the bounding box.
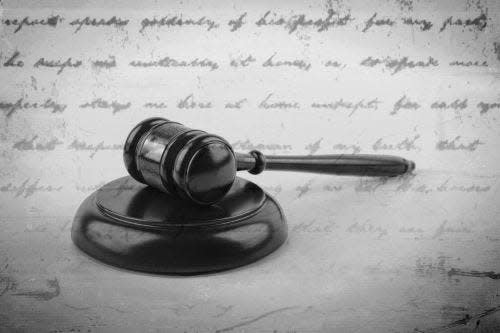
[124,118,415,205]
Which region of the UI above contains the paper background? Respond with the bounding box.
[1,0,500,332]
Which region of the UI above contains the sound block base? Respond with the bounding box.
[71,176,287,274]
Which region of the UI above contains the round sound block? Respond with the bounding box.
[71,176,287,274]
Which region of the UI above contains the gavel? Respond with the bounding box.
[124,118,415,205]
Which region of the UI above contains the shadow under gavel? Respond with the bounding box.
[124,117,415,205]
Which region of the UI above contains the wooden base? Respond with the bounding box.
[71,176,287,274]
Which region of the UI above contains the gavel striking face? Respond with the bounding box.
[124,118,415,205]
[124,117,237,205]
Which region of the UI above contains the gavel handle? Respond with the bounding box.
[235,151,415,177]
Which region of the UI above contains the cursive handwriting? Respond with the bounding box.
[33,57,82,74]
[92,56,117,69]
[0,179,62,198]
[1,15,62,33]
[391,95,420,115]
[433,220,472,239]
[231,139,292,151]
[401,17,433,31]
[144,101,167,109]
[140,15,218,32]
[450,60,488,67]
[312,98,380,116]
[230,55,256,68]
[347,221,388,238]
[361,56,438,74]
[332,143,362,154]
[224,98,247,109]
[396,176,491,193]
[0,98,67,117]
[362,13,395,32]
[259,93,299,109]
[436,136,483,151]
[130,56,218,71]
[177,94,212,109]
[431,99,468,110]
[439,12,487,32]
[67,140,123,158]
[228,13,247,32]
[372,135,420,151]
[3,51,24,67]
[262,53,311,71]
[477,101,500,114]
[13,136,63,151]
[255,9,352,33]
[80,98,131,114]
[69,16,129,33]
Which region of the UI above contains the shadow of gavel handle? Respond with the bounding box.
[236,151,415,177]
[124,118,416,205]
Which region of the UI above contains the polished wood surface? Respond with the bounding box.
[124,118,237,205]
[125,118,415,205]
[236,152,415,176]
[72,176,287,274]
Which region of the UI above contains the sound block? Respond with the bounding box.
[71,176,287,274]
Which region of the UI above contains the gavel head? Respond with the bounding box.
[123,118,237,205]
